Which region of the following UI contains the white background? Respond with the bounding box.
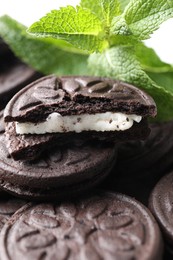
[0,0,173,65]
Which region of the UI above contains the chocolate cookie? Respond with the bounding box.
[102,120,173,205]
[4,75,156,160]
[0,191,163,260]
[0,39,42,110]
[0,134,116,200]
[149,171,173,254]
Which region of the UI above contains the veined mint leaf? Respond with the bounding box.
[88,46,173,121]
[28,6,108,53]
[80,0,121,27]
[0,15,89,75]
[111,0,173,40]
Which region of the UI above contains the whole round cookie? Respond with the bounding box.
[149,171,173,251]
[0,134,116,200]
[0,191,163,260]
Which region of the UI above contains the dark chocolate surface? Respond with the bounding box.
[0,134,116,200]
[4,75,157,123]
[149,171,173,248]
[0,191,163,260]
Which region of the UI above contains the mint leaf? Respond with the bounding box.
[80,0,121,27]
[135,43,173,94]
[28,6,108,53]
[88,46,173,121]
[111,0,173,40]
[136,43,173,73]
[0,15,89,75]
[148,71,173,94]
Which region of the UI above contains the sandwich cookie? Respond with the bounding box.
[0,134,116,200]
[0,191,163,260]
[4,75,157,160]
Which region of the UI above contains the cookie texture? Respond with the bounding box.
[0,191,163,260]
[0,134,116,200]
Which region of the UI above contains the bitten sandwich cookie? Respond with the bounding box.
[4,75,157,160]
[0,191,163,260]
[0,134,116,200]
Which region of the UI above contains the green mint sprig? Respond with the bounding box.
[1,0,173,121]
[27,0,173,121]
[28,0,173,52]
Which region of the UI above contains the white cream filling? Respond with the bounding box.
[15,112,142,134]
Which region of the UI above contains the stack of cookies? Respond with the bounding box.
[0,38,173,259]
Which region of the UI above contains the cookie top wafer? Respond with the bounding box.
[4,75,156,123]
[0,191,163,260]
